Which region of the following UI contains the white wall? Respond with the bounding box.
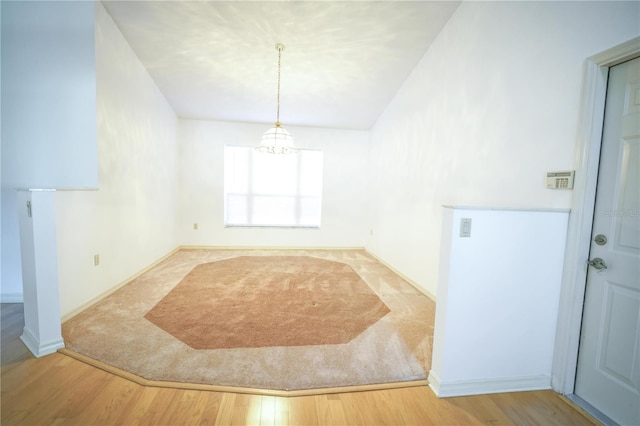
[55,3,179,317]
[430,207,569,396]
[1,1,97,301]
[179,120,370,248]
[367,1,640,297]
[1,0,97,188]
[0,1,3,301]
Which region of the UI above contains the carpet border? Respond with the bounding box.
[58,348,429,397]
[181,245,437,302]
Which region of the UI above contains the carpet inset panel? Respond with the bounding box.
[144,256,390,349]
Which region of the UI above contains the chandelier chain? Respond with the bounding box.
[276,45,282,125]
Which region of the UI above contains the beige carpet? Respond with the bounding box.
[62,249,435,391]
[144,256,391,349]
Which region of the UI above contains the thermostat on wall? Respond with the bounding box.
[546,171,575,190]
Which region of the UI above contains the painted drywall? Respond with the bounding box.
[430,207,568,396]
[0,190,23,302]
[179,119,370,247]
[1,0,97,188]
[55,3,179,317]
[366,1,640,297]
[0,1,3,301]
[1,1,98,301]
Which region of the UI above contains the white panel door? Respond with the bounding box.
[575,57,640,426]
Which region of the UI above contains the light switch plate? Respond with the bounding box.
[460,218,472,237]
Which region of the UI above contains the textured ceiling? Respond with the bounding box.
[102,1,460,130]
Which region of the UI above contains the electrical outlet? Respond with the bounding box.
[94,254,100,266]
[193,223,199,230]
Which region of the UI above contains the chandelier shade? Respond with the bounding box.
[256,123,296,154]
[256,43,298,154]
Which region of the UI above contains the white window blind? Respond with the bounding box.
[224,145,323,227]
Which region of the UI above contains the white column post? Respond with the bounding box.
[17,189,64,357]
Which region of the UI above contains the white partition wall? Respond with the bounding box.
[1,0,97,306]
[429,206,569,397]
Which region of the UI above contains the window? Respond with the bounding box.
[224,145,323,227]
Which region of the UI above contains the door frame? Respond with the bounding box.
[552,36,640,396]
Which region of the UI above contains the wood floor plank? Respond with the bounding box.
[195,391,223,425]
[273,396,290,426]
[400,388,448,425]
[89,377,141,425]
[2,355,90,413]
[316,394,348,426]
[446,393,512,425]
[34,361,118,424]
[154,389,195,426]
[257,395,275,426]
[213,392,238,425]
[244,394,264,426]
[288,395,319,426]
[340,391,381,425]
[112,386,160,426]
[135,387,182,426]
[180,389,210,425]
[368,388,412,425]
[0,409,29,426]
[312,395,333,425]
[15,362,112,425]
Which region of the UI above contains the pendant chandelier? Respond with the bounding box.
[256,43,298,154]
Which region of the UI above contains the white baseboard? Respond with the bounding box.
[20,326,65,358]
[428,370,552,398]
[1,293,24,303]
[428,370,443,396]
[179,245,365,250]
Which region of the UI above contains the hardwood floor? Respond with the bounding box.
[1,304,596,425]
